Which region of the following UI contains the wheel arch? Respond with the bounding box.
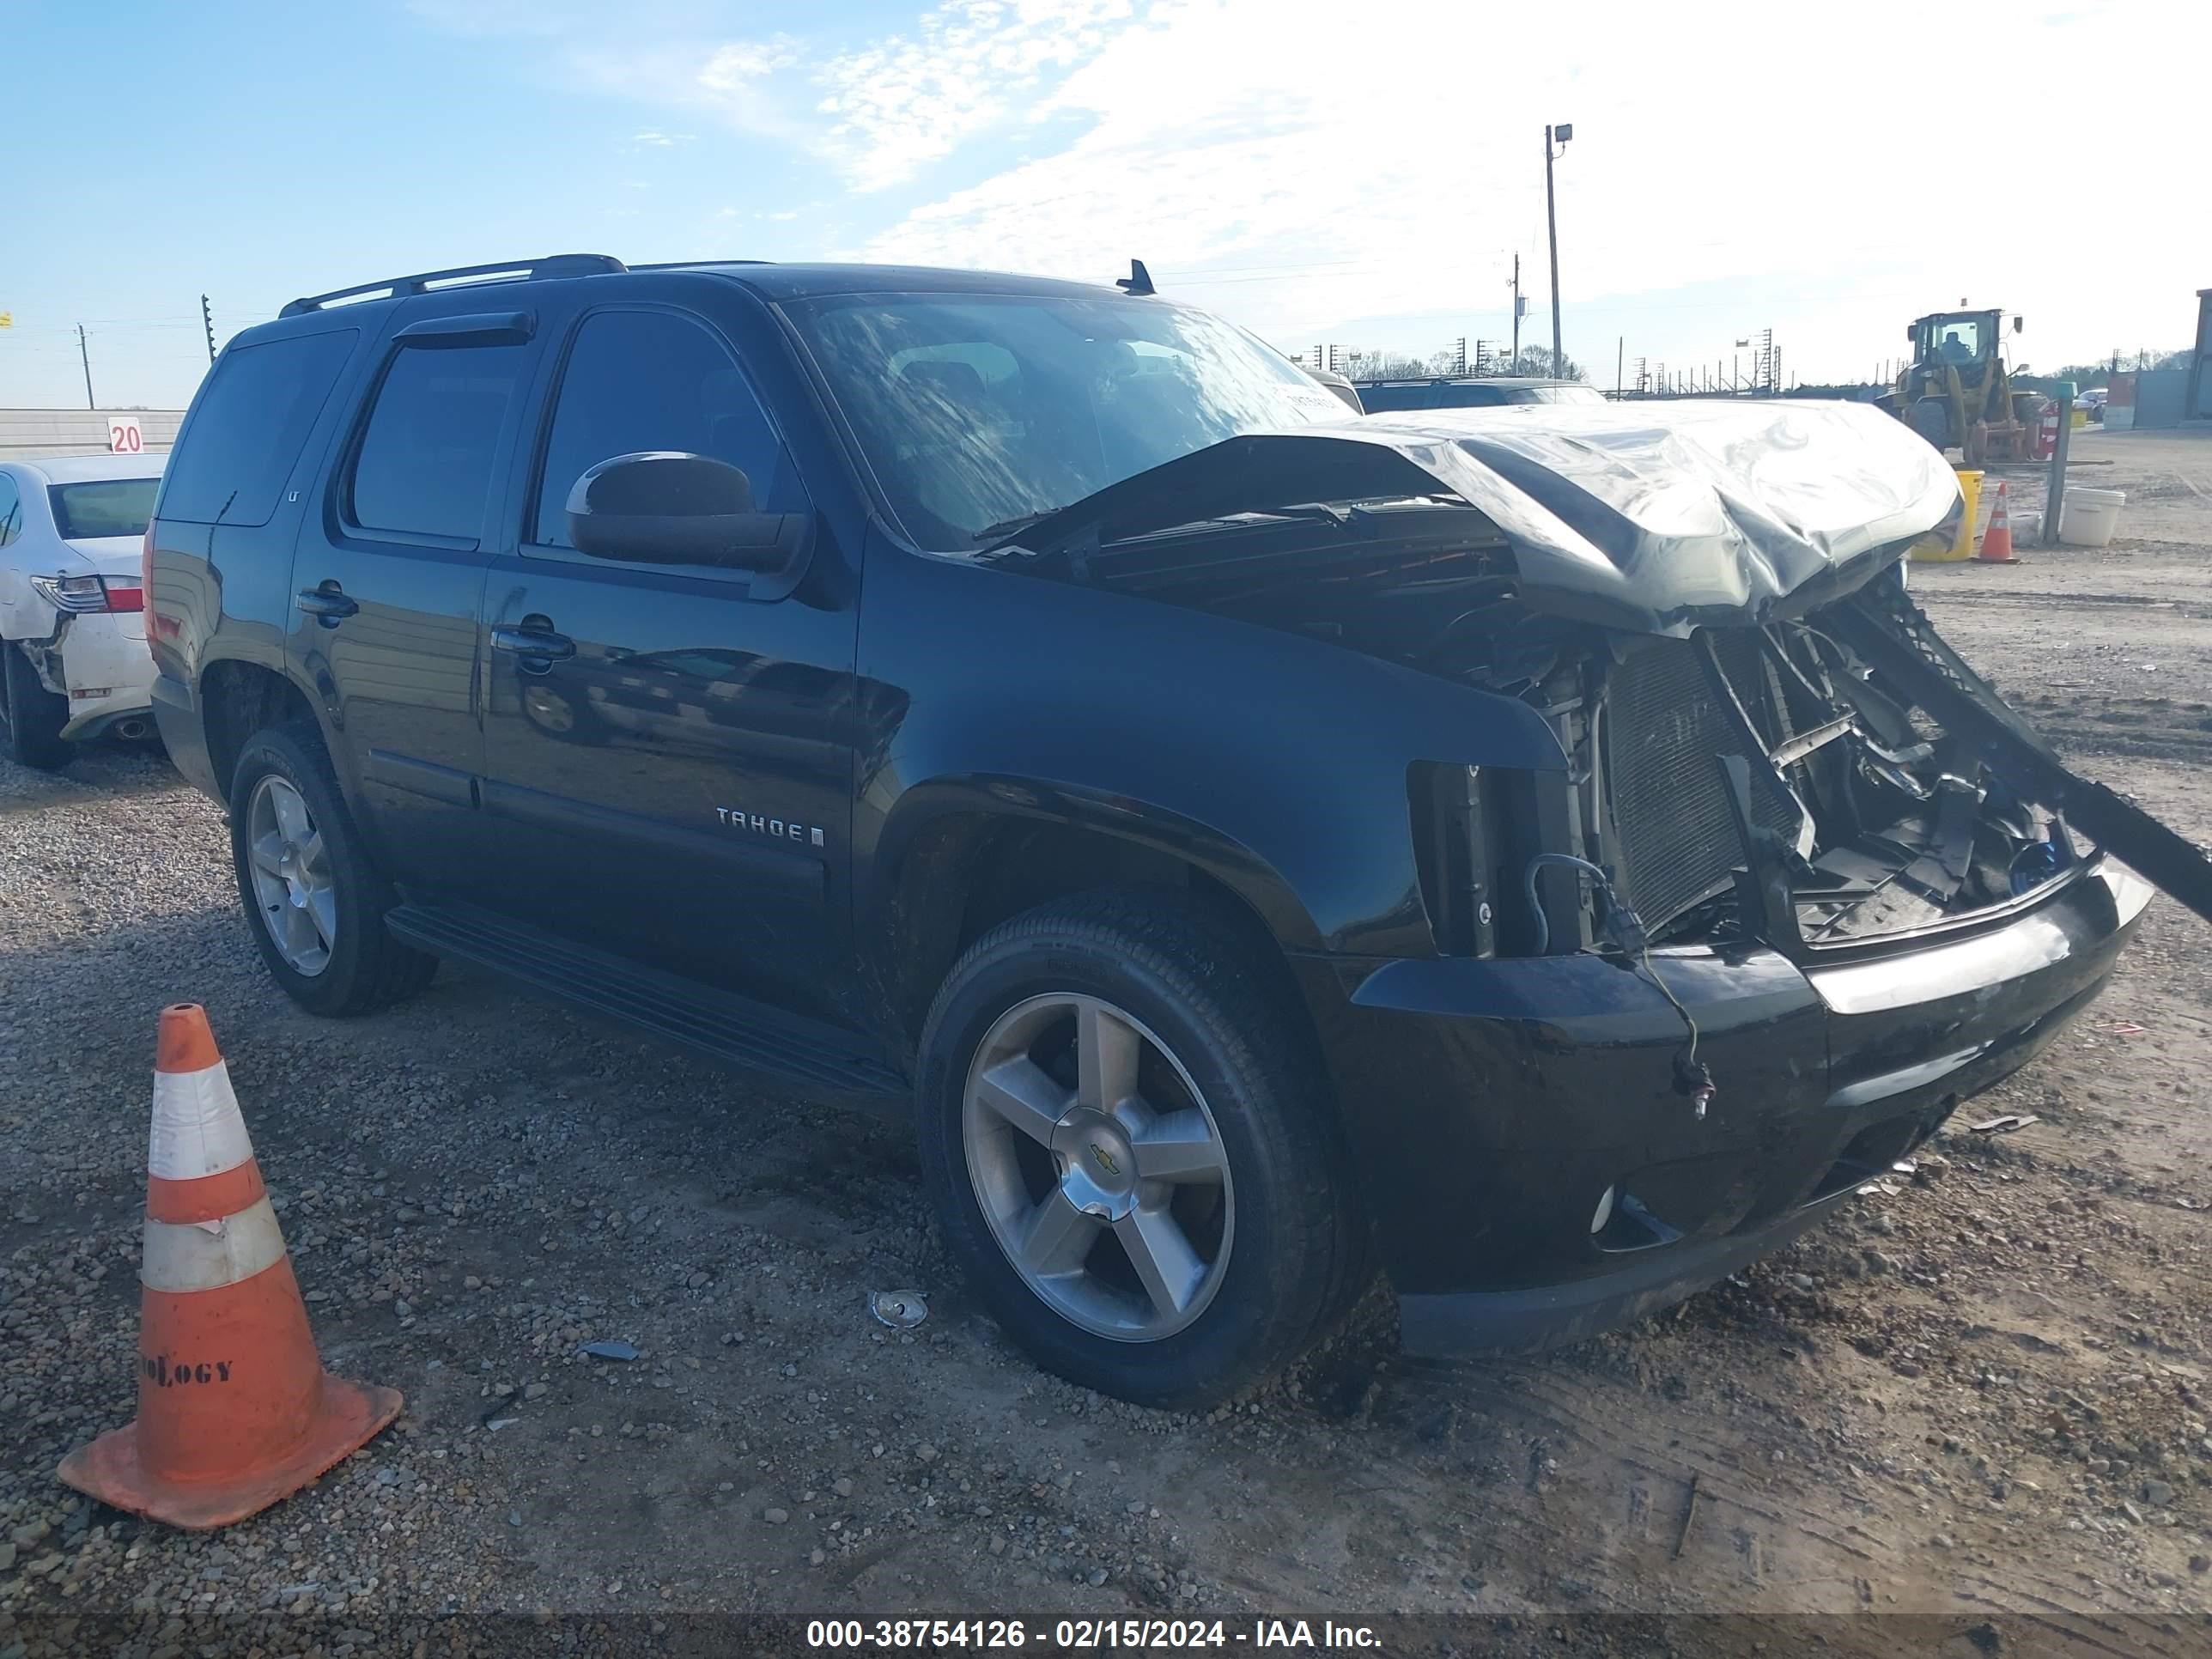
[861,779,1317,1061]
[198,655,324,805]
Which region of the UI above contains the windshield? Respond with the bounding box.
[50,478,160,541]
[785,292,1351,550]
[1928,319,1984,362]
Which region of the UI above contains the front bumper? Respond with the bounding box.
[1295,858,2154,1357]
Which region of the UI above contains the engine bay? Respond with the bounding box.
[1511,581,2088,954]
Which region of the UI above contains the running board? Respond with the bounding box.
[384,902,910,1109]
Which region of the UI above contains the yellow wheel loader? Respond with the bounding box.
[1876,307,2045,465]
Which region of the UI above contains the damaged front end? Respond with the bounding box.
[980,399,2204,1352]
[985,400,2212,960]
[1413,571,2154,968]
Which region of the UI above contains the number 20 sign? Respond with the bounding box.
[108,416,143,455]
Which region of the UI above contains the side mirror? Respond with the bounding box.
[2013,316,2025,333]
[1905,324,1917,342]
[566,452,807,573]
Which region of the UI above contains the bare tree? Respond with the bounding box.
[1359,353,1434,380]
[1504,345,1587,382]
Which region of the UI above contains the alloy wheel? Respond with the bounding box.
[963,994,1235,1341]
[244,775,337,975]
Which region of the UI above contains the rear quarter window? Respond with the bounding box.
[159,329,359,526]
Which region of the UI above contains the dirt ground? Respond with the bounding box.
[3,428,2210,1659]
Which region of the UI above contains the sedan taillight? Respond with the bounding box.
[29,574,142,613]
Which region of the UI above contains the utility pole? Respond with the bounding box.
[77,325,94,410]
[1616,336,1624,398]
[1544,124,1571,374]
[1509,252,1522,368]
[202,295,216,362]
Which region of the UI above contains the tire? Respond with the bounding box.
[1907,397,1950,454]
[917,890,1366,1409]
[0,641,72,770]
[227,722,436,1017]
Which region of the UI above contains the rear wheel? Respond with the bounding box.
[917,890,1366,1409]
[228,724,436,1017]
[0,641,71,770]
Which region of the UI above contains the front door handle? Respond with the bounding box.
[490,625,576,662]
[295,584,358,623]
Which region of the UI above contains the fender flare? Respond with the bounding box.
[862,771,1327,953]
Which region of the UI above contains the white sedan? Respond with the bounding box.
[0,453,165,768]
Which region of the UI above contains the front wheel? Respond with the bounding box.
[228,724,436,1017]
[1907,397,1951,454]
[917,891,1366,1409]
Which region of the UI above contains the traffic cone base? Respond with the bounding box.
[56,1005,400,1530]
[59,1372,400,1531]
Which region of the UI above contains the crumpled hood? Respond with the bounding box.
[990,398,1961,637]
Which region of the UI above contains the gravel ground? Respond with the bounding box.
[3,427,2209,1659]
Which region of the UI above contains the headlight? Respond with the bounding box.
[29,574,141,613]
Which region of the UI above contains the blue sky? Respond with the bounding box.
[5,0,2198,410]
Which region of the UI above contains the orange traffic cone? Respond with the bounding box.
[58,1005,401,1528]
[1978,480,2020,563]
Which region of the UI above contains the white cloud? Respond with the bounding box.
[414,1,1131,190]
[815,0,1134,191]
[855,0,2202,379]
[701,36,803,90]
[413,0,2200,379]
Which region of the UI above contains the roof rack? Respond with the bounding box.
[279,253,628,318]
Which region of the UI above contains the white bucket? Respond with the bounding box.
[2059,486,2125,547]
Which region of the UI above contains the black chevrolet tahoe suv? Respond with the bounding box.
[148,252,2201,1409]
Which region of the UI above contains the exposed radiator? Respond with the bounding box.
[1602,632,1800,928]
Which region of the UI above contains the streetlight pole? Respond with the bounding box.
[1544,122,1571,374]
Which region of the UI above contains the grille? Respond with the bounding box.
[1603,633,1799,927]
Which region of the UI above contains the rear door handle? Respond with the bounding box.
[295,584,358,623]
[490,626,575,661]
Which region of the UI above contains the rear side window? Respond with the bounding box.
[349,343,527,543]
[531,309,799,549]
[160,330,358,526]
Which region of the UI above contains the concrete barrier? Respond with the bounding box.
[0,407,185,460]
